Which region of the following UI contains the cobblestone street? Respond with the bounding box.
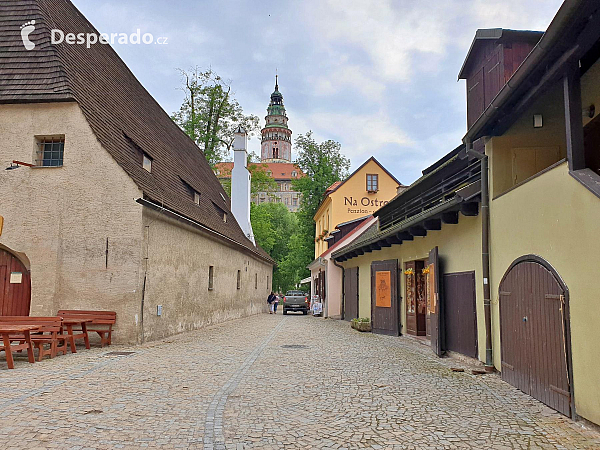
[1,314,599,449]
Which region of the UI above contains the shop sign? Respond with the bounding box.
[375,271,391,308]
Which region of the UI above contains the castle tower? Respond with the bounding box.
[261,75,292,162]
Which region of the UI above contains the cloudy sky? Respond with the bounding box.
[73,0,564,185]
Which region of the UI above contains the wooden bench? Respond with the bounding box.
[57,310,116,347]
[0,317,68,361]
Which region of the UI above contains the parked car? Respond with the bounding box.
[282,290,309,315]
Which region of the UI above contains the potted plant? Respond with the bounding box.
[351,317,372,332]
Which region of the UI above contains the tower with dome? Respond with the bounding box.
[261,75,292,163]
[215,75,303,212]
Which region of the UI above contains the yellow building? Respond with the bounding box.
[313,157,403,258]
[333,1,600,427]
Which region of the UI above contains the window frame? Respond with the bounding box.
[208,266,214,290]
[366,173,379,193]
[143,153,152,172]
[35,136,65,167]
[237,270,241,290]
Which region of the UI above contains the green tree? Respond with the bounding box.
[250,202,298,292]
[172,67,260,167]
[289,131,350,281]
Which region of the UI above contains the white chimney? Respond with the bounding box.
[231,126,255,245]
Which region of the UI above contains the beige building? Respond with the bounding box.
[0,0,273,344]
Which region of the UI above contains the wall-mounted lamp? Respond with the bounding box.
[533,114,543,128]
[5,162,20,170]
[583,104,595,119]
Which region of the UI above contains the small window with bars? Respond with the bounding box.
[36,136,64,167]
[237,270,241,289]
[208,266,214,290]
[366,174,379,192]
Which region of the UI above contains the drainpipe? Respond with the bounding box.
[332,258,345,320]
[465,142,493,371]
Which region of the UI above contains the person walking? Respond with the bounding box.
[273,293,280,314]
[267,292,275,314]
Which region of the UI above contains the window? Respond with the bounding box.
[223,212,227,223]
[194,191,201,205]
[255,273,258,289]
[237,270,241,289]
[366,174,378,192]
[36,136,64,167]
[267,275,270,289]
[292,171,297,178]
[143,153,152,172]
[208,266,214,290]
[292,197,297,206]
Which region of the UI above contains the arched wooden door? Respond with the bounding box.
[499,257,571,417]
[0,248,31,316]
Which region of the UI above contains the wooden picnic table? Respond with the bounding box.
[60,318,92,353]
[0,324,38,369]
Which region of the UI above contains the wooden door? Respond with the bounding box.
[371,260,399,336]
[343,267,359,321]
[405,260,426,336]
[428,247,443,356]
[443,271,477,358]
[499,259,571,417]
[0,248,31,316]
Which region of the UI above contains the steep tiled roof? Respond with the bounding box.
[0,0,272,263]
[215,161,304,181]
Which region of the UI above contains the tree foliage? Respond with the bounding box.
[172,67,260,167]
[288,131,351,282]
[250,202,298,292]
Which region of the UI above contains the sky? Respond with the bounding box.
[73,0,564,185]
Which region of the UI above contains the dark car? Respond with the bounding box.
[282,290,309,315]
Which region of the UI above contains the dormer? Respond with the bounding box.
[459,29,543,130]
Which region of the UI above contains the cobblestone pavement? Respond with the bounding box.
[1,314,599,449]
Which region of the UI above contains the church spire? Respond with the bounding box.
[275,73,279,91]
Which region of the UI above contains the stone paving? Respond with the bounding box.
[1,314,599,449]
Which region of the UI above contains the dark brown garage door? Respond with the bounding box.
[499,258,571,417]
[0,248,31,316]
[443,271,477,359]
[343,267,359,321]
[371,260,399,336]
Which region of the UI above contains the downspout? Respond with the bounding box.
[332,258,345,320]
[465,142,493,371]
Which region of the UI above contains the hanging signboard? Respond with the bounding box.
[375,270,391,307]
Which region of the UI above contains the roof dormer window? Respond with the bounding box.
[143,153,152,172]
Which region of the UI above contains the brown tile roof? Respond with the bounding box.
[215,161,304,181]
[0,0,272,263]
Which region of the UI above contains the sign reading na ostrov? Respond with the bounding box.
[344,196,390,215]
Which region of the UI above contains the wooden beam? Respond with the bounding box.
[387,235,402,245]
[409,226,427,237]
[355,248,365,255]
[379,240,392,248]
[441,211,459,224]
[397,231,413,241]
[370,242,381,251]
[364,246,373,253]
[490,46,578,138]
[564,67,585,171]
[424,218,442,230]
[461,202,479,216]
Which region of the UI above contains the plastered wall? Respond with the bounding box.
[0,102,144,343]
[488,160,600,425]
[342,214,485,360]
[141,209,272,342]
